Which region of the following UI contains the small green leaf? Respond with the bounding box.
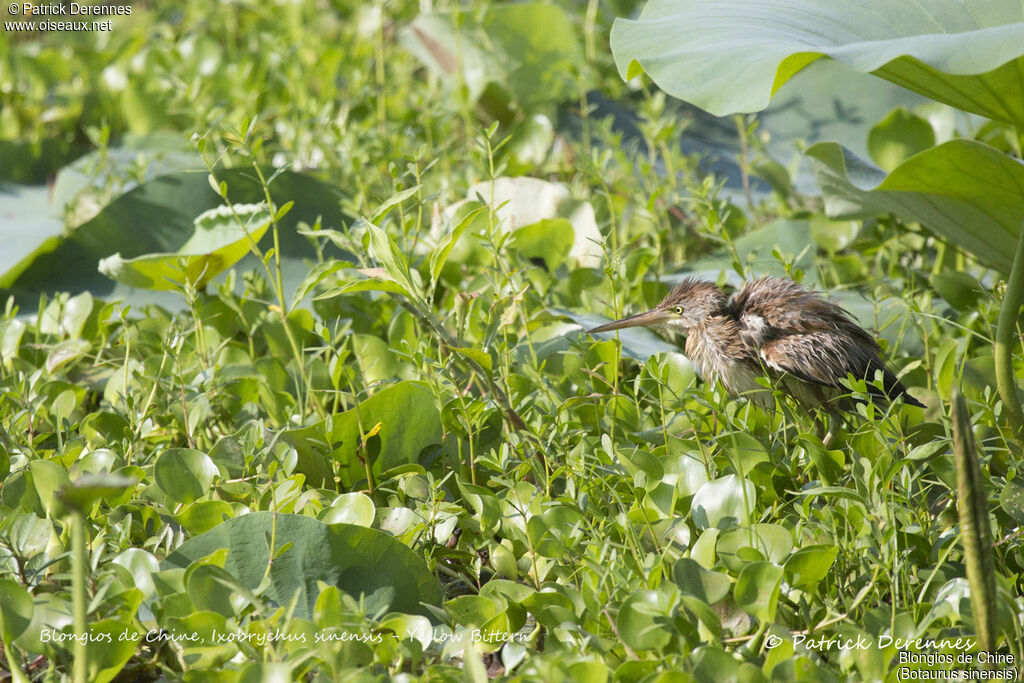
[289,260,354,310]
[429,205,486,288]
[154,448,218,504]
[274,200,294,221]
[59,474,138,512]
[445,594,502,627]
[672,557,731,604]
[508,218,574,271]
[111,549,160,600]
[0,319,26,369]
[315,268,412,300]
[186,564,239,617]
[29,460,71,515]
[371,185,421,221]
[0,578,34,645]
[46,339,91,374]
[716,524,793,573]
[40,292,93,339]
[352,334,403,384]
[868,107,935,172]
[85,619,139,683]
[932,272,984,312]
[320,492,375,527]
[451,346,492,373]
[366,221,416,297]
[175,500,234,535]
[784,545,838,590]
[208,173,225,198]
[999,481,1024,524]
[616,588,675,652]
[733,561,783,622]
[690,475,755,530]
[51,389,77,426]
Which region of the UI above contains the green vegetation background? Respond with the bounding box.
[1,0,1022,681]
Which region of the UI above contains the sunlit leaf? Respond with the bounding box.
[808,139,1024,273]
[99,204,270,290]
[611,0,1024,126]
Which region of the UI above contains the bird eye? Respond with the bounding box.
[674,305,684,315]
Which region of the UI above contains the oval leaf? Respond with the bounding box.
[163,512,442,619]
[690,475,756,530]
[154,448,218,504]
[320,492,375,527]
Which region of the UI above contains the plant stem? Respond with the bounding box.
[733,114,757,225]
[398,300,528,435]
[952,389,998,652]
[248,163,325,419]
[583,0,599,63]
[995,219,1024,439]
[71,510,87,683]
[375,0,387,129]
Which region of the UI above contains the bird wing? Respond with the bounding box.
[759,331,923,408]
[731,277,923,408]
[758,332,856,388]
[730,277,877,350]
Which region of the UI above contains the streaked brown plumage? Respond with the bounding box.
[588,276,924,416]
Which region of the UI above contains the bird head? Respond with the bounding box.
[587,278,727,334]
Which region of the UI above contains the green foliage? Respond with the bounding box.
[163,512,443,619]
[611,0,1024,436]
[1,0,1023,679]
[808,140,1024,274]
[952,389,998,652]
[867,107,936,172]
[401,2,585,118]
[98,204,271,291]
[282,380,443,488]
[610,0,1024,125]
[0,169,346,301]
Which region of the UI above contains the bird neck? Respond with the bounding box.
[684,316,743,381]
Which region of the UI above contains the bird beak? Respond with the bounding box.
[587,308,670,333]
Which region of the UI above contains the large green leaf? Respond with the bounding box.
[611,0,1024,126]
[434,177,603,270]
[162,512,442,619]
[50,142,201,228]
[0,183,65,279]
[400,3,584,113]
[281,381,443,488]
[98,203,270,290]
[0,169,347,307]
[807,139,1024,273]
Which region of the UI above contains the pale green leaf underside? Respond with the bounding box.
[611,0,1024,125]
[807,139,1024,273]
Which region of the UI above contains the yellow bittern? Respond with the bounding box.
[588,276,923,425]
